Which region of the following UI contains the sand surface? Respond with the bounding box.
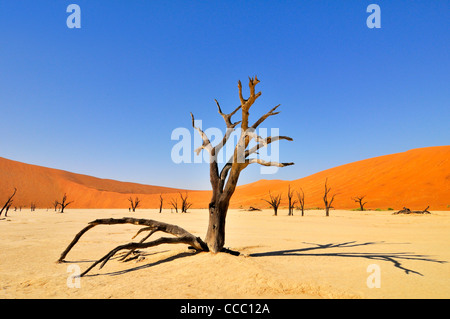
[1,209,449,299]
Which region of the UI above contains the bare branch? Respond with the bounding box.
[190,112,213,155]
[237,80,246,106]
[81,236,201,277]
[251,104,281,129]
[246,158,294,167]
[0,188,17,216]
[57,217,208,266]
[215,99,241,128]
[241,76,262,130]
[245,135,293,158]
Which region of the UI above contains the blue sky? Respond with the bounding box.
[0,1,449,190]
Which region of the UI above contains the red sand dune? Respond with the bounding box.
[233,146,450,211]
[0,146,449,211]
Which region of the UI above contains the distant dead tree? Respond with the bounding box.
[323,178,336,217]
[4,202,13,217]
[57,194,73,213]
[159,194,163,213]
[52,200,59,212]
[30,202,36,212]
[179,192,193,213]
[393,206,431,215]
[287,184,297,216]
[128,197,140,212]
[58,76,293,276]
[170,197,178,213]
[0,188,17,217]
[262,191,282,216]
[352,195,367,211]
[296,188,305,216]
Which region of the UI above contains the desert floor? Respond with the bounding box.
[0,209,449,299]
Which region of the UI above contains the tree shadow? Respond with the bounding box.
[62,250,171,264]
[84,249,199,277]
[249,241,447,276]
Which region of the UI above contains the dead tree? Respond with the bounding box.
[58,76,293,276]
[323,178,336,217]
[352,195,367,211]
[52,200,59,212]
[57,194,73,213]
[287,184,297,216]
[0,188,17,217]
[393,206,431,215]
[262,191,282,216]
[159,194,163,213]
[296,188,305,216]
[128,197,140,212]
[179,192,192,213]
[170,197,178,213]
[4,202,13,217]
[30,202,36,212]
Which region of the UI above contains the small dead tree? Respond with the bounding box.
[0,188,17,217]
[352,195,367,211]
[5,203,13,217]
[323,178,336,217]
[296,188,305,216]
[170,197,178,213]
[128,197,140,212]
[30,202,36,212]
[52,200,59,212]
[262,191,282,216]
[58,76,293,276]
[57,194,73,213]
[287,184,297,216]
[159,194,163,213]
[179,192,192,213]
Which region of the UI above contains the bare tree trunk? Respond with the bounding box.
[58,194,73,213]
[180,192,192,213]
[170,198,178,213]
[352,196,367,211]
[5,203,12,217]
[159,194,163,213]
[52,200,59,212]
[296,188,305,217]
[128,197,140,212]
[262,191,282,217]
[287,184,297,216]
[205,199,229,253]
[323,178,336,217]
[0,188,17,217]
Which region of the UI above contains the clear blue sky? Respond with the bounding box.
[0,1,449,190]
